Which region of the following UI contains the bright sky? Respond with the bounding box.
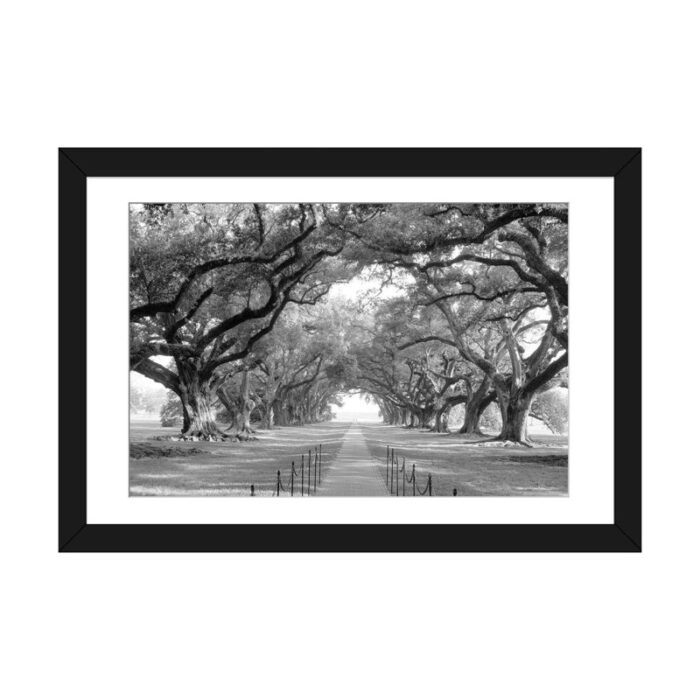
[328,270,404,301]
[130,369,162,391]
[332,393,382,423]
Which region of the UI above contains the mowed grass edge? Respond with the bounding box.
[361,424,568,497]
[129,420,348,496]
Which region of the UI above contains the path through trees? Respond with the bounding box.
[315,427,388,496]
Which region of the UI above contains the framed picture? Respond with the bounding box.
[58,147,641,552]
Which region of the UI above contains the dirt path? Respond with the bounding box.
[316,426,388,497]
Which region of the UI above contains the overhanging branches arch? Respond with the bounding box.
[129,202,568,443]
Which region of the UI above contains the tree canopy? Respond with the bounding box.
[130,202,568,443]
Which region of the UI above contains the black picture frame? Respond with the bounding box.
[59,147,641,553]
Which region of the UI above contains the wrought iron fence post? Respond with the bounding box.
[390,454,394,494]
[386,445,389,486]
[277,470,281,497]
[412,464,416,496]
[402,457,406,496]
[314,450,317,492]
[319,444,322,482]
[395,456,399,496]
[428,473,432,496]
[309,450,312,495]
[250,484,255,497]
[301,454,304,497]
[291,461,295,497]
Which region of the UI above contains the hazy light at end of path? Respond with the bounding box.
[333,393,382,423]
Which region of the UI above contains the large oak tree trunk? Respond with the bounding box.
[260,402,274,429]
[182,391,221,438]
[460,394,494,434]
[431,405,449,432]
[388,404,400,425]
[460,403,482,434]
[216,386,238,431]
[177,363,223,439]
[417,409,434,429]
[180,394,192,434]
[271,399,286,426]
[498,392,534,444]
[236,371,255,440]
[459,379,492,435]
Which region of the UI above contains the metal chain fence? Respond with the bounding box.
[249,444,323,497]
[384,445,443,496]
[385,445,457,496]
[249,443,458,497]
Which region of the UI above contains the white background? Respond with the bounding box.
[87,176,613,524]
[1,3,697,700]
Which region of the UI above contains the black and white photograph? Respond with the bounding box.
[9,0,696,696]
[130,202,568,497]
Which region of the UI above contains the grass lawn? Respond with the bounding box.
[129,419,347,496]
[361,424,568,497]
[130,419,567,497]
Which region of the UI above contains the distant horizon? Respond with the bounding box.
[332,393,382,423]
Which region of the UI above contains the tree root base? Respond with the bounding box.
[154,433,238,443]
[235,433,259,442]
[473,437,534,448]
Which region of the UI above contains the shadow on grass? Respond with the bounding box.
[129,419,349,497]
[360,423,568,497]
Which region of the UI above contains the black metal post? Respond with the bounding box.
[428,473,432,496]
[291,461,295,496]
[277,470,281,497]
[453,488,457,496]
[301,454,304,497]
[402,457,406,496]
[314,450,317,492]
[386,446,389,486]
[318,444,322,482]
[395,456,399,496]
[308,450,312,495]
[250,484,255,497]
[412,465,416,496]
[390,455,394,494]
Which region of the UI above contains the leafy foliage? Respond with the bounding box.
[130,202,569,439]
[160,392,182,427]
[531,388,568,434]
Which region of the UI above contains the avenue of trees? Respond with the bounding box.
[130,202,568,444]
